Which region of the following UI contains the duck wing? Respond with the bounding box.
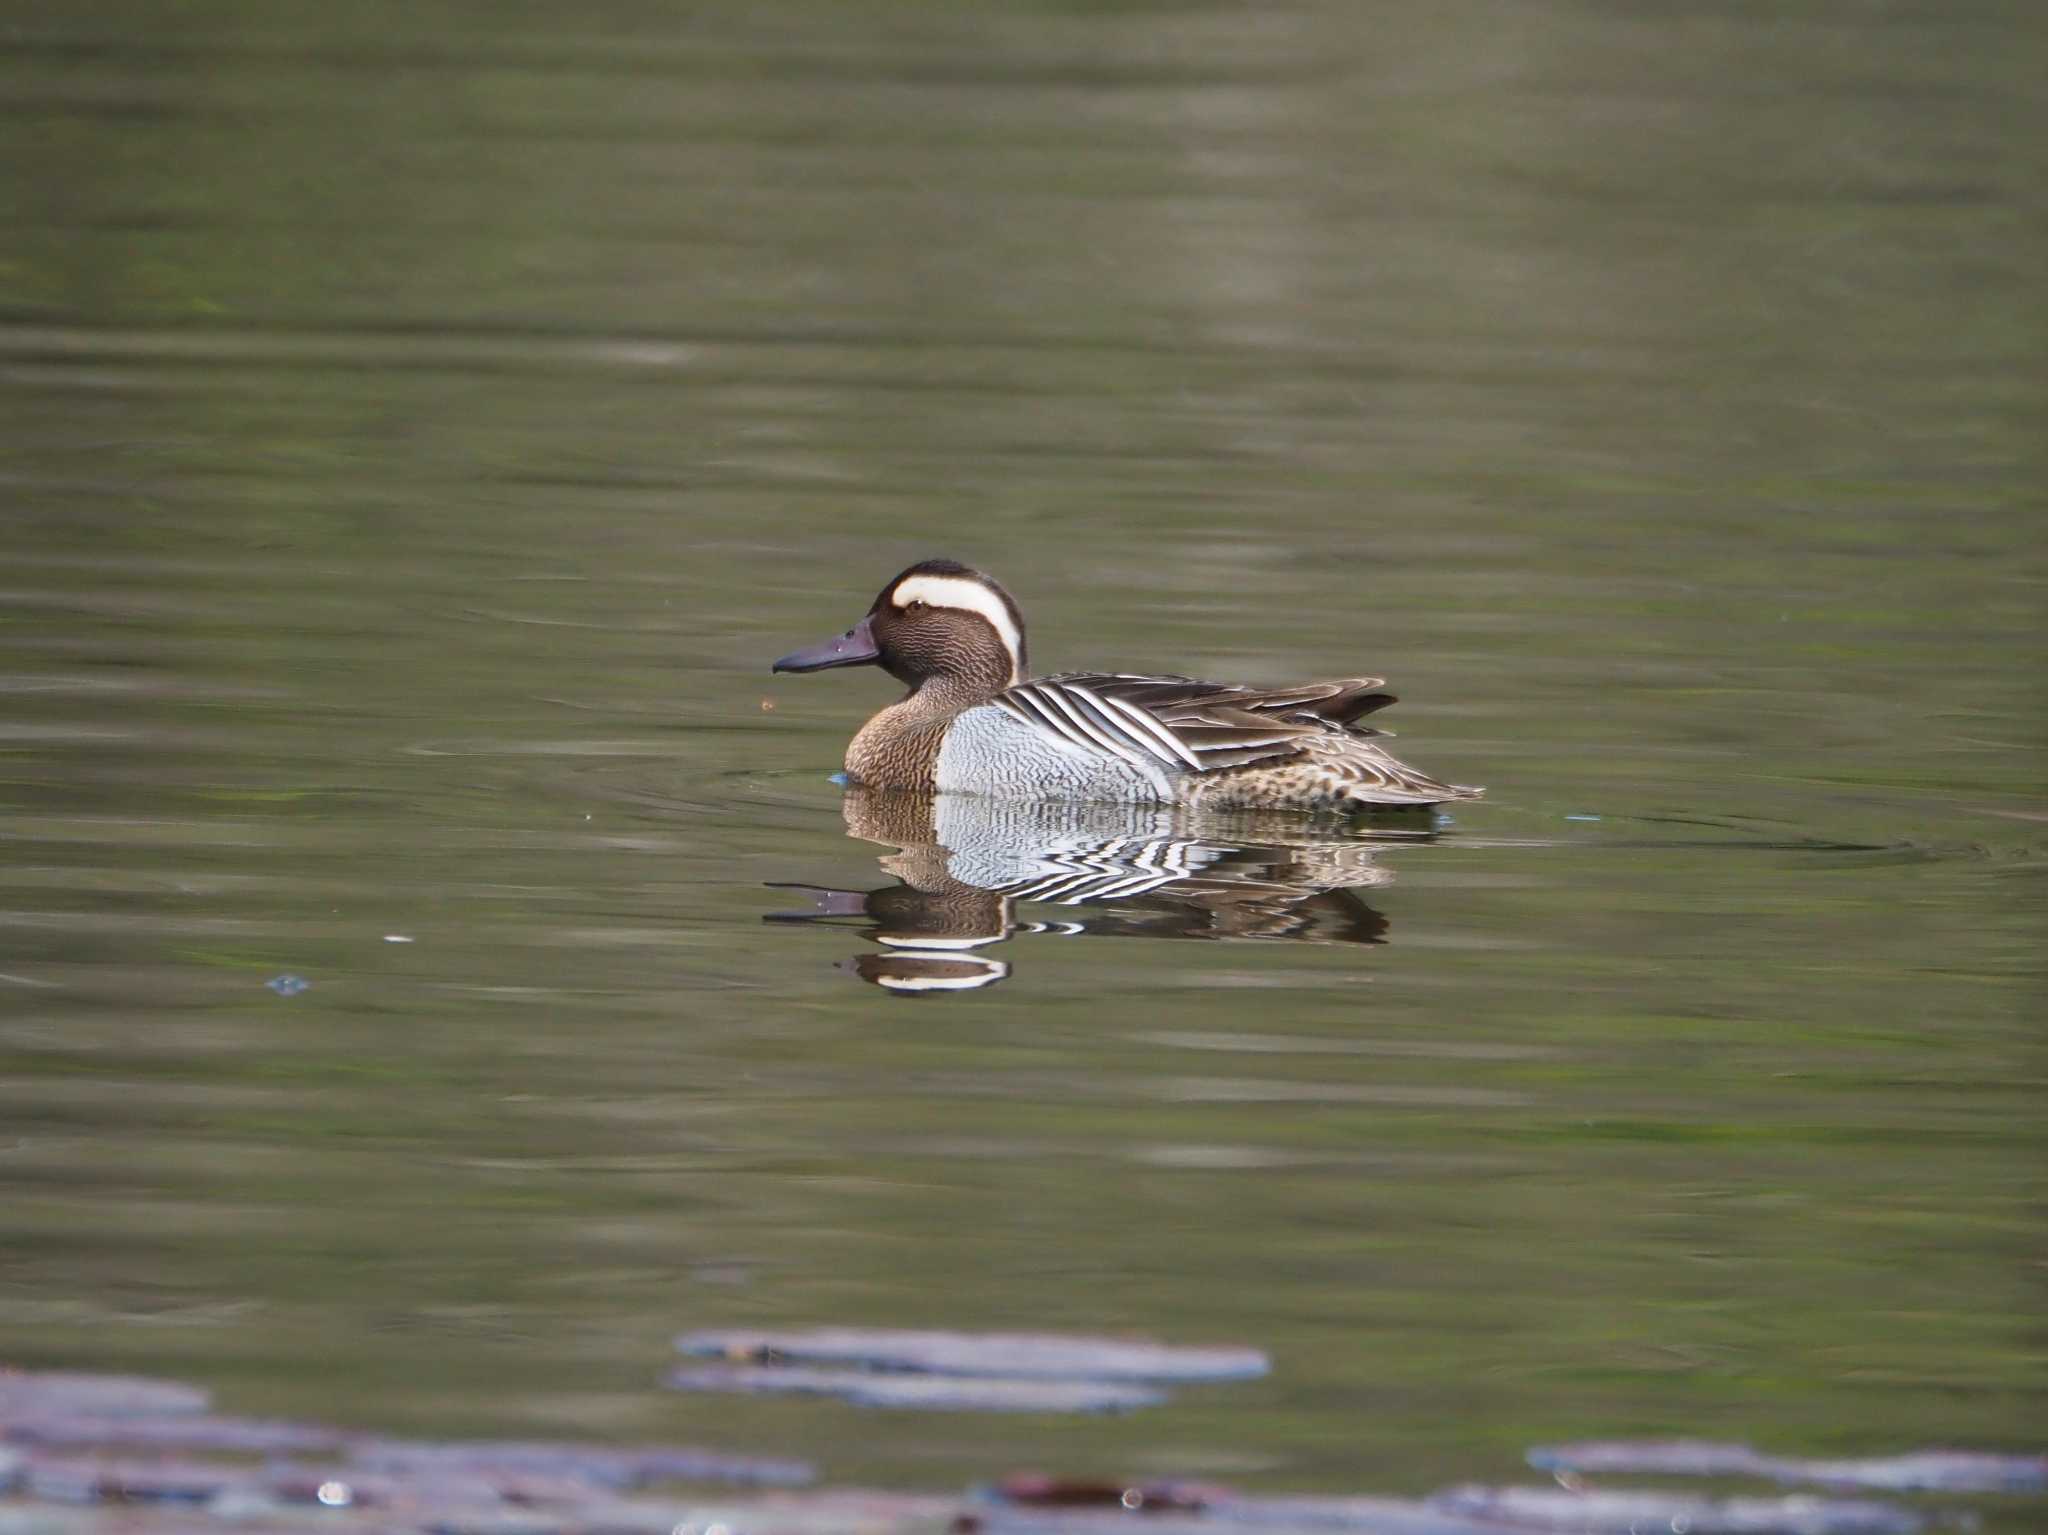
[992,672,1394,774]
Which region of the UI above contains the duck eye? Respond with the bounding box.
[906,599,927,612]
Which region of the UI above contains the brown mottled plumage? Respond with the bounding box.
[845,701,950,792]
[772,560,1482,811]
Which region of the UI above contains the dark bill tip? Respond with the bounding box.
[771,614,880,674]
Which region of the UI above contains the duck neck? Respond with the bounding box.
[844,673,1004,792]
[904,670,1007,714]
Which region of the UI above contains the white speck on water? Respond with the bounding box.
[383,934,414,943]
[316,1481,351,1508]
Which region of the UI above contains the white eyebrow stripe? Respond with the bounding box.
[891,575,1023,683]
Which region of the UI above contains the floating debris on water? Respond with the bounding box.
[351,1438,814,1491]
[966,1487,1938,1535]
[986,1473,1221,1512]
[672,1327,1269,1384]
[3,1412,344,1454]
[264,974,309,996]
[22,1452,244,1506]
[3,1365,2034,1535]
[1529,1439,2048,1494]
[667,1364,1166,1414]
[1429,1484,1925,1535]
[0,1372,210,1419]
[0,1365,817,1524]
[667,1327,1266,1414]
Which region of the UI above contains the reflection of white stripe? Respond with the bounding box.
[1070,870,1180,903]
[891,575,1023,683]
[1009,870,1106,903]
[872,959,1009,992]
[874,932,1006,950]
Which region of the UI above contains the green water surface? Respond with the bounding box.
[1,0,2041,1520]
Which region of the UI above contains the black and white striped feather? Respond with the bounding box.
[989,672,1472,803]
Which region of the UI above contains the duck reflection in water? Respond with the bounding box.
[768,788,1433,995]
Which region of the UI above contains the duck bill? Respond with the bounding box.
[772,614,880,673]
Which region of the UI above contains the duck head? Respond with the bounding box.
[772,559,1027,697]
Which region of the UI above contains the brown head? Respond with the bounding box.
[771,560,1027,701]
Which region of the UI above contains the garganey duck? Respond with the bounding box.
[771,560,1481,811]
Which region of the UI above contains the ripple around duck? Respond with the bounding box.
[1450,804,1987,863]
[443,604,694,633]
[532,762,899,830]
[401,737,682,758]
[1130,1030,1548,1062]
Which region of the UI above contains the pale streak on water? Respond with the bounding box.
[0,0,2042,1524]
